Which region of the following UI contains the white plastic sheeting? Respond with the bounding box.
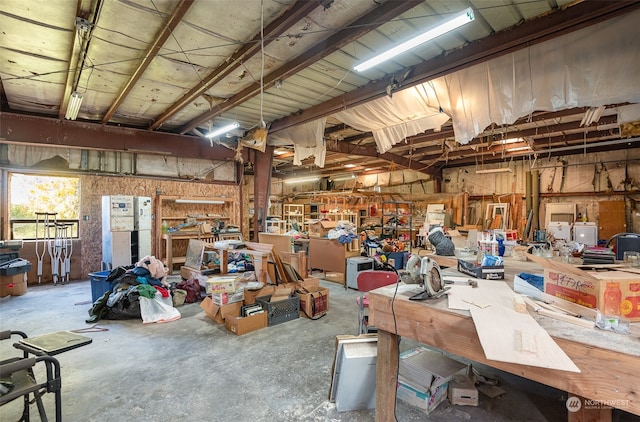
[269,9,640,166]
[332,88,450,153]
[422,9,640,145]
[269,118,327,167]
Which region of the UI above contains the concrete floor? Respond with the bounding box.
[0,274,634,421]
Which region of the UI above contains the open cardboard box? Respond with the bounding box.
[296,284,329,319]
[308,220,337,237]
[225,311,268,335]
[200,296,242,324]
[528,253,640,321]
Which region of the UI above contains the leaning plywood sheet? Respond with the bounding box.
[448,280,580,373]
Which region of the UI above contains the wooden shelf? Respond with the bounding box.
[155,195,238,272]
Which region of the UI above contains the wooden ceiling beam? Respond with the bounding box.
[101,0,195,124]
[178,0,422,134]
[148,0,320,131]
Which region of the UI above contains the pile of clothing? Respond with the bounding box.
[327,220,358,244]
[87,255,180,324]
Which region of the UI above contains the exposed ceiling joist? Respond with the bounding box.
[148,0,320,131]
[101,0,195,124]
[177,0,422,134]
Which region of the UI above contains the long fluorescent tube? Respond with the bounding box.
[65,91,83,120]
[475,168,513,174]
[206,122,239,138]
[331,174,356,182]
[175,199,225,204]
[284,177,319,184]
[354,8,474,72]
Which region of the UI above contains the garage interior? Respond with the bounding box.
[1,0,639,421]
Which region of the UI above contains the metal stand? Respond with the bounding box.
[34,212,56,284]
[58,223,72,284]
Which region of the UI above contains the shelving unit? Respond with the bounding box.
[155,195,238,273]
[323,211,358,226]
[265,217,286,234]
[306,202,325,221]
[283,203,305,232]
[381,201,413,246]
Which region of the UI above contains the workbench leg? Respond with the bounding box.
[566,395,612,422]
[375,329,399,422]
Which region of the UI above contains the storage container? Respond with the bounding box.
[256,294,300,326]
[89,270,113,303]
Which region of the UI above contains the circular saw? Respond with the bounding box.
[404,255,448,300]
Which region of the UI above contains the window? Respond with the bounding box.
[9,173,80,240]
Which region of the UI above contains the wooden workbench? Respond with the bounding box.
[369,257,640,421]
[161,231,215,273]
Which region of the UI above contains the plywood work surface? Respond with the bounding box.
[447,280,580,372]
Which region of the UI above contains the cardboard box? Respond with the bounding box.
[244,285,275,305]
[300,277,320,290]
[397,380,449,415]
[200,296,242,324]
[205,275,241,294]
[296,285,329,319]
[544,267,640,321]
[211,290,244,305]
[448,374,478,406]
[225,312,268,335]
[308,220,337,237]
[457,259,504,280]
[0,272,27,297]
[396,347,468,415]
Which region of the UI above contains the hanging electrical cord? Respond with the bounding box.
[259,0,265,128]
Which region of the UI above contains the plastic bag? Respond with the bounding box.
[140,293,181,324]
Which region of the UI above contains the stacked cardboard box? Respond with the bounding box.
[396,347,468,414]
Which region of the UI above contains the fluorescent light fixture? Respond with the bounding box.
[274,149,288,155]
[354,7,474,72]
[175,199,225,204]
[506,146,532,153]
[65,91,83,120]
[284,177,319,184]
[475,168,513,174]
[500,137,523,145]
[343,163,356,168]
[206,122,239,138]
[331,174,356,182]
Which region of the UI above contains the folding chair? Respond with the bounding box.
[0,330,63,422]
[356,270,399,335]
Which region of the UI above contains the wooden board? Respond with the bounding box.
[243,242,287,284]
[598,200,625,240]
[448,279,580,372]
[258,233,293,256]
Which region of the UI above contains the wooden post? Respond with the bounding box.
[375,329,399,422]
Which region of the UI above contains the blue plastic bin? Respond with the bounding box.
[89,270,112,303]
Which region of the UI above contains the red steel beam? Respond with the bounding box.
[0,112,237,161]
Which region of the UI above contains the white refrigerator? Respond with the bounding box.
[133,196,152,262]
[102,195,134,270]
